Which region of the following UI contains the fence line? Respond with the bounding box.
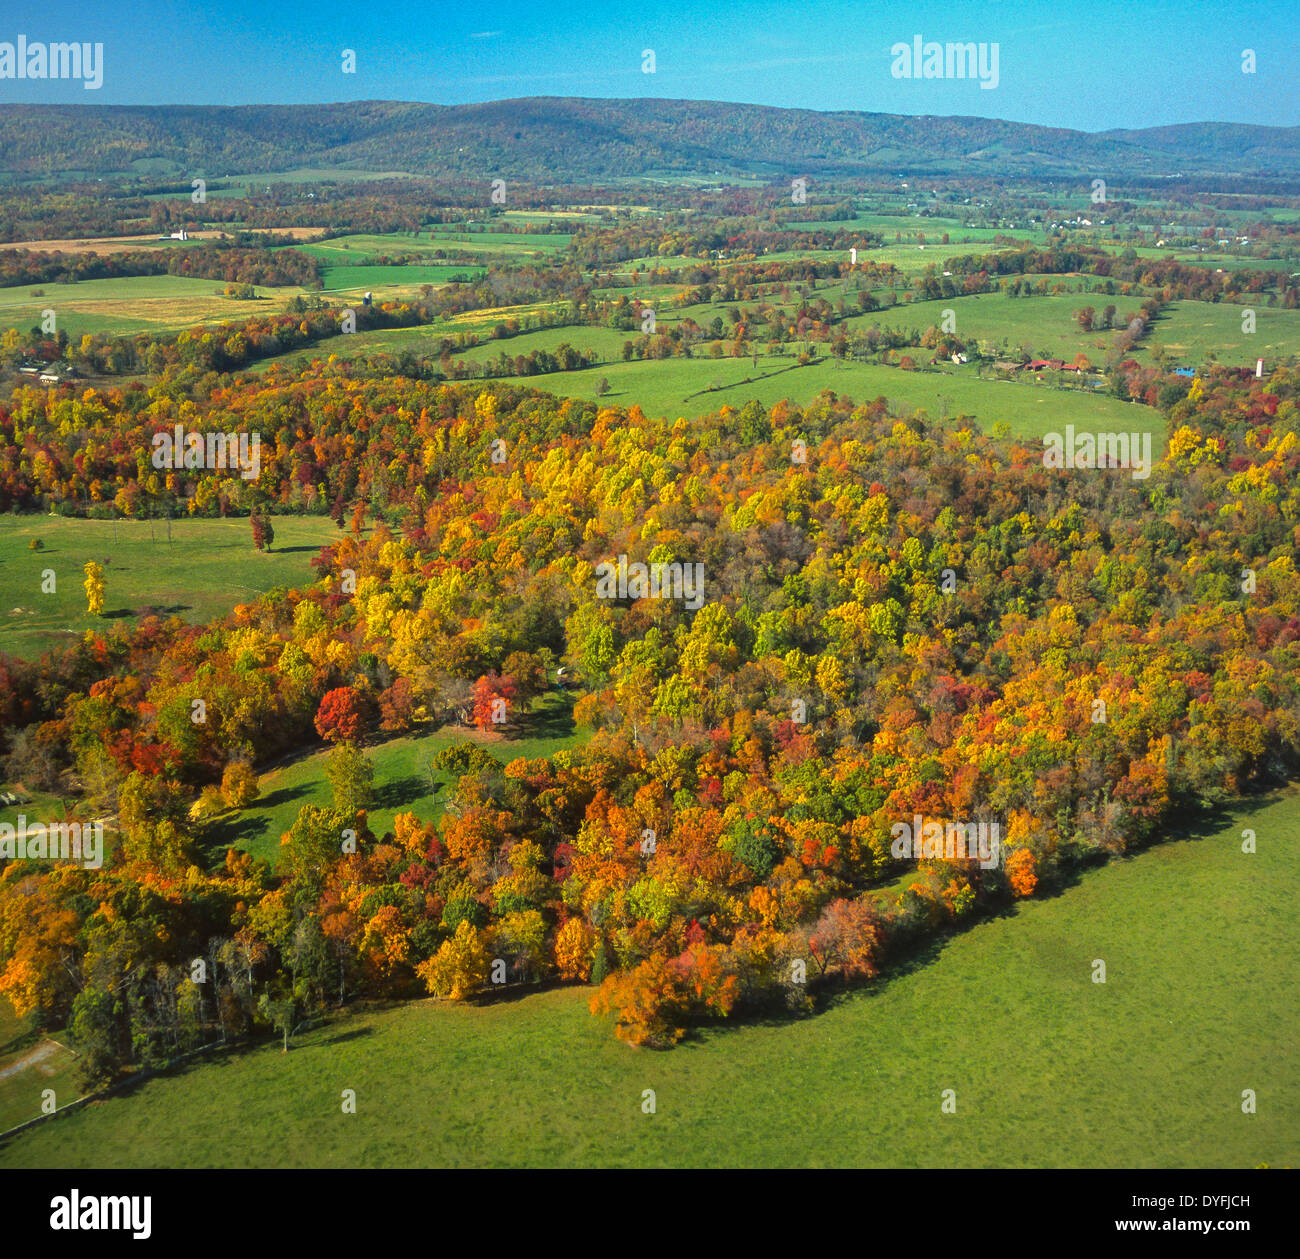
[0,1038,226,1145]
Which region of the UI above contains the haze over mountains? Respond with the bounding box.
[0,97,1297,181]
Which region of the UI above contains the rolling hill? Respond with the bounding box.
[0,97,1296,181]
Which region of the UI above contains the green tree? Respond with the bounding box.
[281,805,353,906]
[258,986,300,1053]
[69,983,125,1089]
[326,741,375,817]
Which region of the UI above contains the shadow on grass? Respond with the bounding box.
[101,1019,380,1099]
[0,1024,42,1059]
[683,791,1283,1050]
[201,813,274,854]
[472,978,567,1008]
[522,693,576,741]
[373,774,429,811]
[259,782,315,811]
[197,781,315,865]
[313,1026,375,1049]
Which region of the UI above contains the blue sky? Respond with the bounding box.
[0,0,1295,131]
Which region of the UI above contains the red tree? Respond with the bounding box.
[471,672,518,732]
[315,687,368,744]
[378,676,417,732]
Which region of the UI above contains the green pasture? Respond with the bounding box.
[206,690,584,868]
[2,790,1292,1166]
[0,514,340,661]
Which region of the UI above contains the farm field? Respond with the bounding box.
[483,352,1166,439]
[424,229,571,256]
[3,789,1292,1167]
[0,273,302,338]
[291,230,571,264]
[284,234,444,261]
[2,227,326,253]
[839,293,1300,369]
[792,215,1037,244]
[318,263,485,293]
[0,514,340,660]
[208,690,584,868]
[443,324,629,365]
[1153,299,1300,365]
[256,332,1166,438]
[493,210,606,225]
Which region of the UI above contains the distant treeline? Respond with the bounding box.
[939,244,1299,305]
[0,240,322,290]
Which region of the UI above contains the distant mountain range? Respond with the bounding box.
[0,98,1296,181]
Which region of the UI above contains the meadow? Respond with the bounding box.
[2,789,1292,1166]
[243,299,1169,440]
[318,263,485,293]
[290,229,571,265]
[0,273,297,339]
[489,350,1165,440]
[1153,300,1300,366]
[842,291,1121,359]
[0,998,77,1136]
[424,227,572,257]
[207,690,584,868]
[837,292,1300,370]
[255,332,1166,438]
[0,514,340,660]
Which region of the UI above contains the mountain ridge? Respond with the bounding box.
[0,97,1296,180]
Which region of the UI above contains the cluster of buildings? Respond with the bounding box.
[990,358,1089,374]
[17,361,80,385]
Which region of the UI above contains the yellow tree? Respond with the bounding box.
[83,560,105,616]
[417,920,489,1000]
[555,917,596,981]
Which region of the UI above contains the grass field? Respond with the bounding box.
[318,263,486,293]
[792,214,1042,245]
[841,292,1129,361]
[0,515,340,660]
[1152,300,1300,367]
[207,690,584,868]
[0,273,305,339]
[0,998,78,1135]
[291,230,570,265]
[255,339,1165,438]
[2,788,1292,1167]
[838,293,1300,370]
[498,352,1166,440]
[424,228,571,257]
